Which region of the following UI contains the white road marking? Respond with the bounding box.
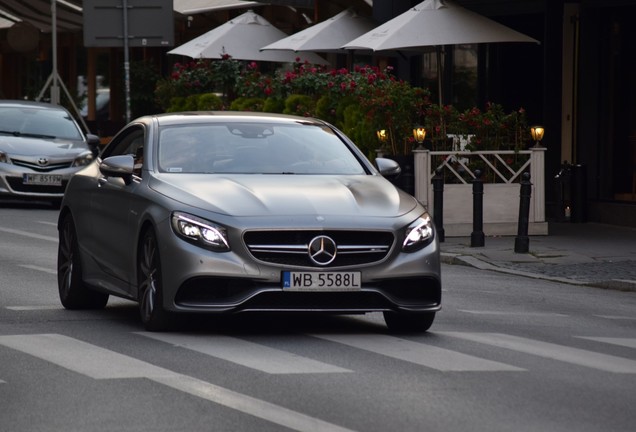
[6,305,61,311]
[312,333,524,372]
[18,264,56,274]
[577,337,636,350]
[138,332,351,374]
[0,227,57,242]
[0,334,176,379]
[0,334,356,432]
[458,310,568,317]
[441,332,636,373]
[594,315,636,321]
[37,221,57,227]
[154,374,356,432]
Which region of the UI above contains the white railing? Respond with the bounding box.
[413,147,547,236]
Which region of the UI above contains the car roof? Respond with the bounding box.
[150,111,328,128]
[0,99,70,111]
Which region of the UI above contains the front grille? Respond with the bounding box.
[11,160,73,172]
[174,276,441,311]
[6,177,68,194]
[244,230,394,268]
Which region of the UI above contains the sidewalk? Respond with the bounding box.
[440,222,636,291]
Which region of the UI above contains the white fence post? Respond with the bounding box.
[413,149,430,207]
[530,147,546,223]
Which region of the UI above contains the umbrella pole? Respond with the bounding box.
[436,46,443,107]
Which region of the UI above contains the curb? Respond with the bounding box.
[441,252,636,292]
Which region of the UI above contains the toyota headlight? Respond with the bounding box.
[403,213,434,252]
[72,151,95,167]
[171,212,230,252]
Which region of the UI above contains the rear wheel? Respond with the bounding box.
[57,213,109,309]
[138,229,170,331]
[383,311,436,333]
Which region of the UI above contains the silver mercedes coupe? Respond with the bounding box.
[57,112,441,332]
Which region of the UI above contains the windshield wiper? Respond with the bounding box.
[0,130,56,139]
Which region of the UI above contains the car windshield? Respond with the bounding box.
[0,106,83,140]
[157,121,367,175]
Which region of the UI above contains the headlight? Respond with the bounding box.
[403,213,434,252]
[0,151,9,164]
[171,211,230,252]
[72,152,95,167]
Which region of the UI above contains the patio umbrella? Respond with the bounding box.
[342,0,539,103]
[260,8,376,53]
[168,10,329,65]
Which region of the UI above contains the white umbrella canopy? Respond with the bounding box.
[342,0,539,51]
[342,0,539,105]
[260,8,376,53]
[168,10,329,64]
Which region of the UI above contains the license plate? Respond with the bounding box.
[282,271,361,291]
[23,174,63,186]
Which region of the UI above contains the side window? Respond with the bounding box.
[101,125,145,159]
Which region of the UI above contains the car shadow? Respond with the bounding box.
[98,301,389,335]
[0,199,59,210]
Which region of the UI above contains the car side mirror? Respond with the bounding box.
[100,155,134,185]
[375,157,401,178]
[86,133,101,157]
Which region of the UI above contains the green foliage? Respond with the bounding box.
[154,56,241,110]
[130,59,162,117]
[341,104,375,157]
[153,57,531,155]
[166,96,185,113]
[197,93,223,111]
[315,95,338,125]
[262,97,285,113]
[183,94,199,111]
[283,94,315,117]
[229,97,265,112]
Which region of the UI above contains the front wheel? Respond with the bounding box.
[383,311,436,333]
[138,229,170,331]
[57,213,109,309]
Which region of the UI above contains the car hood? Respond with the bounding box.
[150,174,418,218]
[0,136,88,157]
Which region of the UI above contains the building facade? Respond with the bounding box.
[0,0,634,226]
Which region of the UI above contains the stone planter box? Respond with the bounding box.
[413,148,548,237]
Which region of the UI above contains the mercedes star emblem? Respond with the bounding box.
[308,235,337,266]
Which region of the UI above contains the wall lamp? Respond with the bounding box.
[530,125,545,148]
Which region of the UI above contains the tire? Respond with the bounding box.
[138,229,170,331]
[383,311,436,333]
[57,214,109,309]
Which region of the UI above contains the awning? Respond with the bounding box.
[0,0,82,32]
[173,0,264,15]
[0,0,265,32]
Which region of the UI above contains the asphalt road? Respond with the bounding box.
[1,203,635,432]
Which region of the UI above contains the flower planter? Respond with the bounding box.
[414,148,548,237]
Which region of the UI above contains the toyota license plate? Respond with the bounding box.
[282,271,361,291]
[23,174,63,186]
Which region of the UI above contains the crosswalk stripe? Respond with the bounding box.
[577,337,636,350]
[0,334,177,379]
[154,375,356,432]
[18,265,56,274]
[311,333,524,372]
[6,305,61,311]
[595,315,636,321]
[458,310,568,317]
[138,332,351,374]
[0,227,57,242]
[440,332,636,373]
[0,334,356,432]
